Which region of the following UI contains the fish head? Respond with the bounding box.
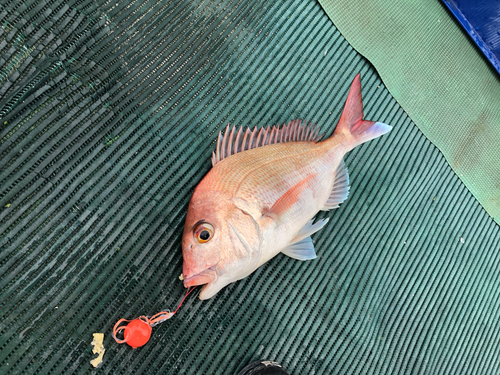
[182,190,261,299]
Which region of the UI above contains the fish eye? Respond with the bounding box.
[194,223,214,243]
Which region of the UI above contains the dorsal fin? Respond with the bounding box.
[211,119,323,166]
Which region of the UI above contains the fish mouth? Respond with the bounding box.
[183,265,218,288]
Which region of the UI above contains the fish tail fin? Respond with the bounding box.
[333,74,391,151]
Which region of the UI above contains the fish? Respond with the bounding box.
[182,74,392,300]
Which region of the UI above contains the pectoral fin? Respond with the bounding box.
[264,174,318,224]
[281,236,317,261]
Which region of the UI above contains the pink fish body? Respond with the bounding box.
[182,74,391,299]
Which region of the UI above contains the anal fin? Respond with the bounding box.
[322,160,349,211]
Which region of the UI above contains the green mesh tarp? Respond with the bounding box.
[319,0,500,225]
[1,0,500,374]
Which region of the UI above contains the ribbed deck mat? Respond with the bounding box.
[1,1,500,374]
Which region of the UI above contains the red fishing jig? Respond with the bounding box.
[112,287,195,348]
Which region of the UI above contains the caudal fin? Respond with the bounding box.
[333,74,391,150]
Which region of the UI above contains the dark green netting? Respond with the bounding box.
[1,0,499,374]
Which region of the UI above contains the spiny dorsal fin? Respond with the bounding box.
[211,119,323,166]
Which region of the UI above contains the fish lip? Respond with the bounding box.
[183,265,218,287]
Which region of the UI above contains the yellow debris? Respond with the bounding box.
[90,333,105,368]
[90,350,105,368]
[179,274,184,281]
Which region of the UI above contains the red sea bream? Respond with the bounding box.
[181,74,392,299]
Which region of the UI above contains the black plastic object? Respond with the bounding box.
[1,0,500,374]
[442,0,500,74]
[237,360,290,375]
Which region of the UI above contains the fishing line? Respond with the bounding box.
[112,287,196,348]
